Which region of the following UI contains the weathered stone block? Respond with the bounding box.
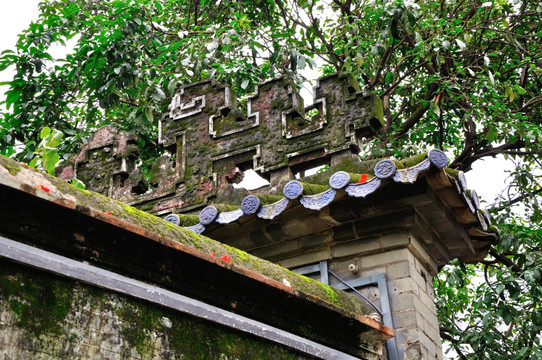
[300,213,337,233]
[248,228,271,248]
[381,232,410,249]
[263,222,290,243]
[412,296,438,331]
[392,309,424,330]
[389,292,416,312]
[386,260,411,280]
[278,250,330,269]
[419,289,438,313]
[360,248,410,269]
[251,240,300,261]
[410,265,428,292]
[389,278,419,296]
[327,201,356,223]
[332,223,357,242]
[298,232,332,250]
[417,328,440,356]
[408,235,439,276]
[281,217,309,238]
[331,237,381,258]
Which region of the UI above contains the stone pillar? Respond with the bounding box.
[278,232,443,360]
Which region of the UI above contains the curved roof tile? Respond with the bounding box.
[180,150,496,243]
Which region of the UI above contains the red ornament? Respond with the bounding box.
[37,185,51,192]
[357,174,368,184]
[220,255,231,263]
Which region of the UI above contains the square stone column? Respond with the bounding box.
[279,232,443,360]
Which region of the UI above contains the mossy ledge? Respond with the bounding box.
[301,152,431,186]
[0,260,307,359]
[0,155,372,319]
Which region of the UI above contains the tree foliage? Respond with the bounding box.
[0,0,541,358]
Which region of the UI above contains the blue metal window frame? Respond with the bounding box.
[293,260,400,360]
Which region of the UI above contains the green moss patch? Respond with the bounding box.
[0,260,308,359]
[0,260,74,337]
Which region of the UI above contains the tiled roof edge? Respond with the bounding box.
[174,149,495,236]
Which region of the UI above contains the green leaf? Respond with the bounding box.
[290,50,297,71]
[167,80,178,95]
[385,72,393,84]
[415,32,423,45]
[270,49,280,64]
[500,234,516,251]
[48,129,64,148]
[488,70,495,86]
[501,308,513,325]
[518,347,529,357]
[28,157,39,169]
[40,127,52,139]
[298,55,306,70]
[42,148,60,175]
[240,79,249,89]
[71,177,86,189]
[506,86,515,101]
[485,125,497,142]
[433,103,441,117]
[152,87,166,101]
[455,39,466,50]
[407,11,416,26]
[144,107,154,122]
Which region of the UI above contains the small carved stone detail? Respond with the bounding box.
[168,92,206,120]
[458,171,467,191]
[199,206,219,225]
[461,192,476,214]
[393,159,430,184]
[283,180,304,199]
[241,195,261,215]
[164,214,180,226]
[374,159,396,179]
[481,208,491,225]
[477,210,489,231]
[345,178,382,198]
[329,171,351,189]
[367,312,382,323]
[469,190,480,210]
[216,209,244,224]
[428,149,448,168]
[257,197,289,220]
[185,223,206,234]
[453,178,462,194]
[300,189,337,210]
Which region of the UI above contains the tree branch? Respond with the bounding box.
[394,83,439,138]
[517,94,542,112]
[489,248,522,274]
[440,328,469,360]
[492,187,542,211]
[451,137,525,171]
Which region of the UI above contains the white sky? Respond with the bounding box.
[0,0,514,203]
[0,1,40,79]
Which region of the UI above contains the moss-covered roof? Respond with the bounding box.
[0,154,394,342]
